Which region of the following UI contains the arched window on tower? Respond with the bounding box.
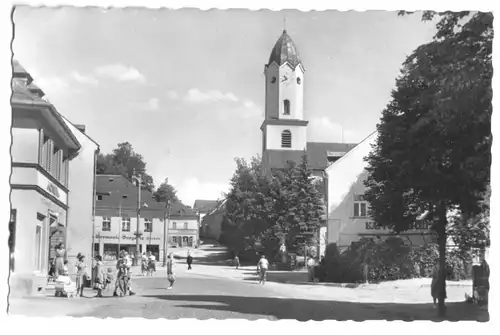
[283,99,290,115]
[281,130,292,148]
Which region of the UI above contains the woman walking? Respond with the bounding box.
[141,252,148,276]
[166,253,175,290]
[75,253,88,297]
[93,255,105,298]
[53,243,66,278]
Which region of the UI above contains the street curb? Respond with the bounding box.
[279,281,473,289]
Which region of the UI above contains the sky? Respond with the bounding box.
[13,7,437,206]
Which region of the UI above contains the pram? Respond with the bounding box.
[54,275,77,298]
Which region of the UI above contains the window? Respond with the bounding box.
[35,225,42,271]
[353,194,368,217]
[281,130,292,148]
[144,218,152,232]
[102,217,111,231]
[283,99,290,115]
[96,195,103,201]
[172,222,177,230]
[297,77,301,85]
[44,137,53,174]
[172,236,177,243]
[53,147,62,180]
[38,129,45,167]
[121,217,131,232]
[184,222,188,230]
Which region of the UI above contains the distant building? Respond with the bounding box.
[10,60,98,296]
[200,199,227,241]
[326,131,436,251]
[193,199,219,237]
[94,175,200,262]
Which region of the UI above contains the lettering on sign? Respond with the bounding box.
[365,221,382,230]
[47,183,60,198]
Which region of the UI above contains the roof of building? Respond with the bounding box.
[12,59,33,83]
[265,141,358,171]
[96,174,168,212]
[268,30,302,69]
[95,175,198,219]
[11,60,81,152]
[193,199,220,213]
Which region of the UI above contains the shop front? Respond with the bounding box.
[94,232,162,263]
[10,170,69,296]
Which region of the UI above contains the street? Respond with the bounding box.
[8,264,488,321]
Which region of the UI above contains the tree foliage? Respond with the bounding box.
[220,154,325,261]
[96,142,155,192]
[153,178,181,204]
[364,11,492,315]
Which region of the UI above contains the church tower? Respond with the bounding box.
[261,30,308,174]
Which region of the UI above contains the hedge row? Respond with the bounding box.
[321,237,471,284]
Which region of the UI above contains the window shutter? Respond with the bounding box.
[38,129,44,166]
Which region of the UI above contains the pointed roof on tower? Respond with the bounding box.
[267,30,303,69]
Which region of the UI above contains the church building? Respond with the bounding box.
[260,30,359,255]
[261,30,357,178]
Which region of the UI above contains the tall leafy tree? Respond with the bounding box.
[364,11,492,316]
[153,178,180,204]
[96,142,155,192]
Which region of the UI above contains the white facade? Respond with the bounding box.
[326,131,433,250]
[263,56,307,153]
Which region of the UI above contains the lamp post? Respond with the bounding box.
[132,169,144,266]
[163,199,171,267]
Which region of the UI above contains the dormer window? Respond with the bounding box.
[283,100,290,115]
[281,130,292,148]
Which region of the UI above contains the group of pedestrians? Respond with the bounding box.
[141,251,157,276]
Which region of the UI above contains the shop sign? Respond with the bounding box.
[95,234,161,241]
[47,183,60,198]
[37,171,67,205]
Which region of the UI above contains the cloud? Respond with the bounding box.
[33,76,71,100]
[146,98,160,111]
[184,88,239,104]
[308,116,358,143]
[71,71,99,85]
[176,177,229,207]
[166,90,179,100]
[94,63,146,83]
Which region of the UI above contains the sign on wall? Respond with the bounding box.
[37,171,67,205]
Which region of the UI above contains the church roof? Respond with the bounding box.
[265,141,358,171]
[268,30,302,69]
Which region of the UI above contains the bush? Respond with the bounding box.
[321,238,471,284]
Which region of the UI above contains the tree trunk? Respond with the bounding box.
[437,203,448,317]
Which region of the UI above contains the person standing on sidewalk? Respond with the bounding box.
[257,255,269,285]
[166,253,175,290]
[187,250,193,270]
[234,255,240,269]
[125,251,136,295]
[307,256,316,282]
[93,255,105,298]
[75,253,88,298]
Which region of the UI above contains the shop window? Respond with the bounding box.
[144,218,153,232]
[121,217,131,232]
[102,217,111,231]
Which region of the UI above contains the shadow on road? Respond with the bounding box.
[140,294,489,321]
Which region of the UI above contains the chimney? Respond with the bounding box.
[75,124,86,133]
